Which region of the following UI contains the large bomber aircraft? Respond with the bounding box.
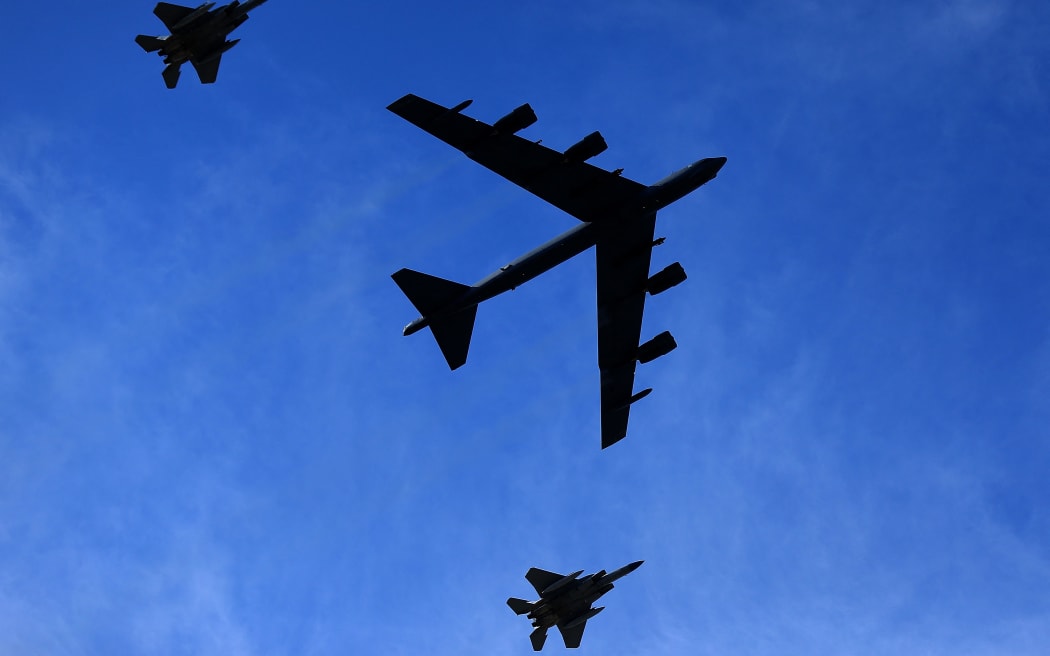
[388,94,726,449]
[135,0,269,88]
[507,561,643,650]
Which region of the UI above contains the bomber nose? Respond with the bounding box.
[693,156,726,183]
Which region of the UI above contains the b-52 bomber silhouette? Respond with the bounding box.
[135,0,269,88]
[507,560,643,650]
[389,94,726,448]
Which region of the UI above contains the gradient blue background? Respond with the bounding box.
[2,1,1048,654]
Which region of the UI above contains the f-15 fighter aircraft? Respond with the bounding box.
[389,94,726,449]
[507,560,643,650]
[135,0,269,88]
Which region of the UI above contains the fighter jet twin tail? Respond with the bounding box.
[388,94,726,449]
[136,0,268,88]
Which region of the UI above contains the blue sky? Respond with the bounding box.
[2,1,1049,654]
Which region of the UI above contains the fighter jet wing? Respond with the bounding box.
[557,621,587,649]
[191,56,222,84]
[525,568,565,596]
[595,213,658,448]
[154,2,196,30]
[387,94,646,223]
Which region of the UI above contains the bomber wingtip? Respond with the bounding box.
[386,94,417,112]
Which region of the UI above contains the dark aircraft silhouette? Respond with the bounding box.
[135,0,269,88]
[388,94,726,448]
[507,560,643,650]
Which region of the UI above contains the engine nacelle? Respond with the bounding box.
[563,131,608,163]
[199,39,240,64]
[493,103,537,134]
[563,606,605,630]
[582,583,615,606]
[647,262,687,295]
[637,331,677,364]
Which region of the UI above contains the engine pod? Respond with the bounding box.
[493,103,538,134]
[637,331,677,363]
[563,131,608,163]
[647,262,687,295]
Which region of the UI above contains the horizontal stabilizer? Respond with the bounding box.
[135,34,167,52]
[392,268,476,369]
[392,268,470,316]
[506,597,535,615]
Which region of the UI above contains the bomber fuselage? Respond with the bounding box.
[401,157,726,337]
[641,156,727,212]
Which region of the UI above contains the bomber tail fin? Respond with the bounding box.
[135,34,167,52]
[506,597,536,615]
[392,268,476,370]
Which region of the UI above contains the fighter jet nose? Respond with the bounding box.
[707,157,727,172]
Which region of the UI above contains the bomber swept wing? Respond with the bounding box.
[389,94,725,448]
[387,94,647,224]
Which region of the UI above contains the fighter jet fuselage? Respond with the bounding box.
[136,0,269,88]
[508,561,643,650]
